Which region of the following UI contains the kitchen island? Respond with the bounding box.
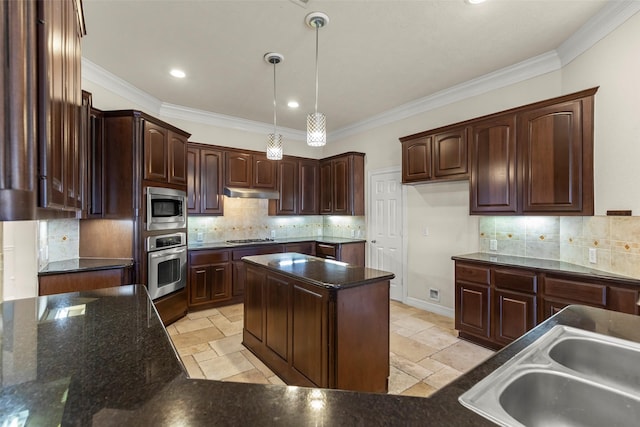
[241,252,394,393]
[2,285,640,425]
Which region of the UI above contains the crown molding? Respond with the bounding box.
[160,103,306,141]
[329,50,561,141]
[82,58,162,115]
[556,0,640,67]
[82,2,639,143]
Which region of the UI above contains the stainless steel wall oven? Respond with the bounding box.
[147,232,187,300]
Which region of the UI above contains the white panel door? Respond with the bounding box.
[369,170,403,301]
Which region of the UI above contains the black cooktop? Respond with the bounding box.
[226,238,276,244]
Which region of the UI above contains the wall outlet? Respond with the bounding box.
[350,229,355,238]
[196,232,204,242]
[589,247,597,264]
[271,229,276,239]
[423,227,429,236]
[490,239,498,251]
[429,288,440,302]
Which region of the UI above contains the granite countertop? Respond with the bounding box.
[453,252,640,287]
[188,236,367,250]
[242,252,394,289]
[38,258,134,276]
[1,285,638,425]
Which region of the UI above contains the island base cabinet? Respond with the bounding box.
[242,264,389,393]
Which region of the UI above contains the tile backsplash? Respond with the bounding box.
[187,198,366,243]
[480,216,640,278]
[37,219,79,270]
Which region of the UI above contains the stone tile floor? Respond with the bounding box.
[166,300,494,397]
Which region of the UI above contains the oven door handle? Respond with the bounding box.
[149,246,187,259]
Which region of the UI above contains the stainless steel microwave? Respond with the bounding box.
[146,187,187,231]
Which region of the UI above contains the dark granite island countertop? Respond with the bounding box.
[241,252,394,288]
[3,285,640,425]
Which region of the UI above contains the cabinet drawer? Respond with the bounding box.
[544,276,606,306]
[494,268,537,293]
[316,243,337,259]
[455,263,490,285]
[232,244,283,261]
[190,250,229,265]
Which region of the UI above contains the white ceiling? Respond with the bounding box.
[81,0,614,135]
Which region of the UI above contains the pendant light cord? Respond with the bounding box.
[273,61,277,135]
[314,24,319,114]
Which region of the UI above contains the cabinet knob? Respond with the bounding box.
[371,240,377,244]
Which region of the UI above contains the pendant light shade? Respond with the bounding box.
[265,52,283,160]
[305,12,329,147]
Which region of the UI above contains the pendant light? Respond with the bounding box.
[305,12,329,147]
[265,52,284,160]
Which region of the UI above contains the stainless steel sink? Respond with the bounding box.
[459,325,640,427]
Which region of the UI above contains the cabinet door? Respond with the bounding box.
[470,114,518,214]
[87,107,104,217]
[200,148,224,215]
[608,287,639,315]
[253,154,277,189]
[494,290,536,345]
[265,274,290,361]
[455,282,491,338]
[168,131,187,185]
[186,147,199,213]
[541,298,570,321]
[144,121,168,182]
[270,159,298,215]
[299,160,319,215]
[319,161,333,214]
[38,0,76,210]
[190,264,232,306]
[433,128,468,179]
[292,283,327,387]
[244,267,265,342]
[518,99,589,214]
[225,151,252,187]
[332,157,350,215]
[402,137,432,182]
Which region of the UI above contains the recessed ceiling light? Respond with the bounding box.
[465,0,486,4]
[287,100,299,109]
[170,69,186,78]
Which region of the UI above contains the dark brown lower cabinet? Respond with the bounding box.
[155,288,188,326]
[493,290,536,345]
[454,258,640,349]
[242,263,389,393]
[455,282,491,342]
[188,250,232,309]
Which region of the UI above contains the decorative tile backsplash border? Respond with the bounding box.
[187,198,366,243]
[480,216,640,279]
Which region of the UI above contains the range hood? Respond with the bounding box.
[223,187,280,199]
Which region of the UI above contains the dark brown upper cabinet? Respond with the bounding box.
[470,114,518,214]
[187,143,224,215]
[269,158,299,215]
[36,0,86,216]
[401,87,597,216]
[401,137,432,182]
[143,121,188,186]
[518,94,594,215]
[400,127,468,184]
[102,111,190,219]
[320,153,365,216]
[298,159,320,215]
[224,151,276,190]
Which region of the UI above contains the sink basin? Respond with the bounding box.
[500,370,640,427]
[549,336,640,395]
[459,325,640,427]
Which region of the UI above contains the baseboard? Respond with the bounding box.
[402,296,455,319]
